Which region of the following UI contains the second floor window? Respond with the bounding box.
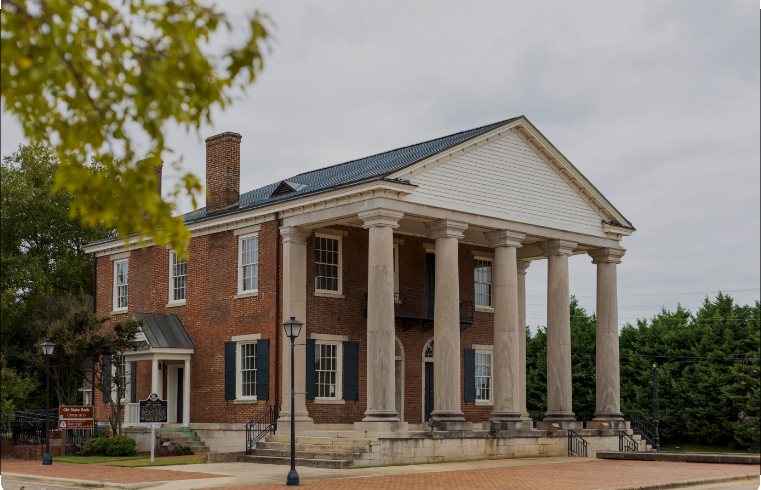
[474,258,492,307]
[114,260,129,310]
[239,235,259,293]
[315,235,341,293]
[170,252,187,302]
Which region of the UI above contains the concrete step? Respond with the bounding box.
[160,432,197,439]
[256,441,371,453]
[161,436,201,443]
[252,448,362,460]
[239,455,353,469]
[266,435,334,445]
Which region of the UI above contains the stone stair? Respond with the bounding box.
[629,433,653,451]
[238,435,376,469]
[156,427,209,452]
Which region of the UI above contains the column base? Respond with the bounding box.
[586,419,628,431]
[277,410,314,431]
[354,421,409,432]
[520,410,532,423]
[536,420,583,430]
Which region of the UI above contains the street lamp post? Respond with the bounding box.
[40,340,56,465]
[652,363,660,451]
[282,317,304,486]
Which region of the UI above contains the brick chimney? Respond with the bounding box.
[205,132,242,212]
[154,162,163,196]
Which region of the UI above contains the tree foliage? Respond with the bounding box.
[0,353,37,413]
[1,0,271,251]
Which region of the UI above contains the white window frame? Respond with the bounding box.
[168,250,187,304]
[393,243,400,295]
[236,341,258,401]
[237,233,259,295]
[474,256,493,308]
[314,341,343,400]
[112,354,128,405]
[314,233,342,294]
[474,349,493,403]
[113,259,129,312]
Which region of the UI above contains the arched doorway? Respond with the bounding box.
[422,338,434,423]
[395,337,405,421]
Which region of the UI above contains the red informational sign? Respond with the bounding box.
[58,419,94,429]
[59,406,94,419]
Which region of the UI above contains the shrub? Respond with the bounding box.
[81,434,136,456]
[157,444,194,457]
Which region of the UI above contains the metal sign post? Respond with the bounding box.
[150,424,156,462]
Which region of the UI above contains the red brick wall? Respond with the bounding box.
[92,222,499,425]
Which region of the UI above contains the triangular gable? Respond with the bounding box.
[388,117,633,237]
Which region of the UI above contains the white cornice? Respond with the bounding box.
[84,180,414,256]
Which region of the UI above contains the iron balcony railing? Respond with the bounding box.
[567,430,589,457]
[363,293,474,331]
[623,410,657,449]
[246,405,277,455]
[619,431,638,452]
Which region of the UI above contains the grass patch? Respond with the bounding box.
[52,455,150,464]
[107,458,206,467]
[659,443,754,453]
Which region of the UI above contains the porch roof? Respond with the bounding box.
[132,313,195,350]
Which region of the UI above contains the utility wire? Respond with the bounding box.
[527,287,760,298]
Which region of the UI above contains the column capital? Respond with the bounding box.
[588,247,625,264]
[280,226,310,244]
[424,219,468,239]
[538,239,577,256]
[517,260,531,276]
[484,229,525,248]
[358,208,404,229]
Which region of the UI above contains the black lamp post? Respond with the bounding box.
[40,340,56,465]
[652,363,660,451]
[282,317,304,486]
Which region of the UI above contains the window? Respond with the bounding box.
[315,234,341,293]
[474,258,492,307]
[315,342,342,399]
[393,244,399,295]
[114,354,127,403]
[114,260,129,310]
[238,342,257,399]
[238,234,259,293]
[475,351,492,402]
[169,251,187,302]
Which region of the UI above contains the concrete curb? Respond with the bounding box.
[600,473,759,490]
[1,473,168,489]
[596,451,760,465]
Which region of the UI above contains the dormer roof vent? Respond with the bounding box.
[271,180,307,198]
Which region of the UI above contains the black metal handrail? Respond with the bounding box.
[568,430,588,457]
[619,431,638,452]
[246,405,277,455]
[623,410,657,449]
[363,293,475,331]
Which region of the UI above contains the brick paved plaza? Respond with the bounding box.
[2,457,758,490]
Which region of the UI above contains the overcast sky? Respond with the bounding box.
[2,0,759,331]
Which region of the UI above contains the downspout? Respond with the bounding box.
[274,212,280,413]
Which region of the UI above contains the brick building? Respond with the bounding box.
[84,116,636,457]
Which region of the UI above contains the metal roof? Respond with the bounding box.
[182,117,520,223]
[132,313,195,349]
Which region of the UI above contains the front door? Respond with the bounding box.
[176,368,184,424]
[424,362,434,422]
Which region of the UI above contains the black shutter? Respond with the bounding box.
[102,355,111,403]
[343,341,359,401]
[464,349,475,403]
[256,339,270,400]
[305,339,316,400]
[225,341,236,400]
[130,361,137,403]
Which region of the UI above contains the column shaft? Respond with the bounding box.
[517,260,531,422]
[183,359,191,427]
[425,219,470,430]
[278,227,314,429]
[355,209,407,431]
[589,248,626,429]
[538,239,579,429]
[151,359,159,395]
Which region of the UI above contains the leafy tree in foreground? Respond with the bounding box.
[1,0,270,251]
[0,354,37,414]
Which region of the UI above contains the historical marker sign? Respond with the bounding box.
[139,393,167,424]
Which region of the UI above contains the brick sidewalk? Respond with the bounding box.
[0,459,225,484]
[211,460,758,490]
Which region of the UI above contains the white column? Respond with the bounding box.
[537,239,580,429]
[517,260,531,422]
[486,230,530,429]
[278,226,314,430]
[424,219,471,430]
[183,359,191,427]
[355,209,408,432]
[587,247,626,430]
[151,358,160,395]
